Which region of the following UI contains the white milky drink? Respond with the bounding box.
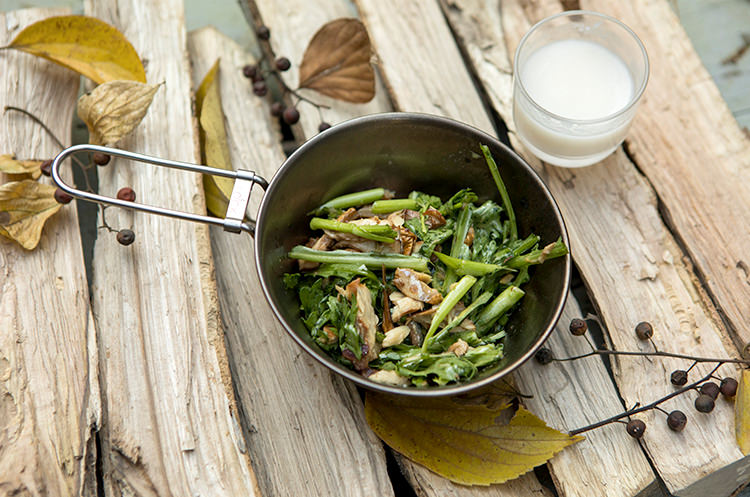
[512,11,649,167]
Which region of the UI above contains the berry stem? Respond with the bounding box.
[569,363,722,436]
[553,348,750,366]
[271,71,330,109]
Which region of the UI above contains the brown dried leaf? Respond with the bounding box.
[0,154,43,180]
[0,180,61,250]
[6,15,146,84]
[77,80,161,146]
[365,392,582,485]
[298,18,375,103]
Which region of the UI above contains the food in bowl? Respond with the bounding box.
[284,145,568,388]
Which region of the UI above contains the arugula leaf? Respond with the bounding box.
[404,216,454,257]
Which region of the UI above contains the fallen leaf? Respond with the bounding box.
[77,80,161,146]
[203,175,229,219]
[0,180,62,250]
[196,60,234,201]
[196,59,234,216]
[453,378,519,410]
[6,15,146,84]
[0,154,43,180]
[298,18,375,103]
[365,392,582,485]
[735,369,750,454]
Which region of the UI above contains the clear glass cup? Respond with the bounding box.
[512,10,649,167]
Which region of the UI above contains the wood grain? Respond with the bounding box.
[187,26,396,497]
[441,0,750,495]
[0,8,99,497]
[246,0,394,139]
[581,0,750,356]
[82,1,260,495]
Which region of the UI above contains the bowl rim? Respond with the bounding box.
[254,112,571,396]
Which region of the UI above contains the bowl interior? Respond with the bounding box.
[254,113,570,395]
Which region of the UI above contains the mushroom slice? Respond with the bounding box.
[423,207,447,228]
[344,278,380,369]
[298,234,333,270]
[393,268,442,304]
[390,295,424,322]
[369,369,410,386]
[382,325,411,348]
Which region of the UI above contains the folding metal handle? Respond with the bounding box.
[51,144,268,235]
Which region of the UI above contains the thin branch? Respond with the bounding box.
[554,348,750,366]
[569,363,722,436]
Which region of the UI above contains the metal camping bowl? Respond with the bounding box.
[52,112,570,397]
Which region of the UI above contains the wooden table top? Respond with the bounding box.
[2,1,750,496]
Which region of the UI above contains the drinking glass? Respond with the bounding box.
[513,11,649,167]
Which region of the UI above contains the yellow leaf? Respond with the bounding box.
[77,80,161,146]
[0,154,43,180]
[452,379,519,410]
[735,370,750,454]
[365,392,582,485]
[298,19,375,103]
[6,15,146,84]
[196,59,234,211]
[0,180,62,250]
[203,174,229,218]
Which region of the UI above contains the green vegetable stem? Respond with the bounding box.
[310,217,397,243]
[371,198,418,214]
[422,275,477,352]
[312,187,386,216]
[289,246,430,271]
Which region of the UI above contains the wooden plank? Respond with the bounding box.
[187,26,396,497]
[354,1,658,496]
[441,0,750,495]
[581,0,750,354]
[0,8,99,497]
[355,0,494,134]
[240,0,550,494]
[245,0,394,138]
[82,1,261,495]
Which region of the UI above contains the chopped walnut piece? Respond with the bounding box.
[368,369,410,386]
[464,227,475,247]
[382,325,411,347]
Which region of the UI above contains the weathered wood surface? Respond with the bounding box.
[187,26,396,497]
[439,0,750,495]
[581,0,750,356]
[81,1,260,495]
[353,1,657,496]
[245,0,394,139]
[0,8,99,497]
[240,0,551,494]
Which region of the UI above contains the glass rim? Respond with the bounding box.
[513,10,650,125]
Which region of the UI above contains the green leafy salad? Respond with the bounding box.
[284,145,567,387]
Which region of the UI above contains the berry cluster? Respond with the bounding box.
[46,151,137,246]
[242,25,331,132]
[535,318,745,440]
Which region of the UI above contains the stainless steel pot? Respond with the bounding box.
[52,112,571,396]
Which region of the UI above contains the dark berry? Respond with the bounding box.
[721,377,739,398]
[318,122,332,132]
[93,152,111,166]
[270,101,284,117]
[117,187,136,202]
[251,72,265,83]
[54,188,73,204]
[275,57,291,71]
[670,369,688,386]
[242,64,258,79]
[626,419,646,439]
[569,318,588,336]
[667,410,687,432]
[700,381,720,400]
[256,25,270,40]
[40,159,52,176]
[635,321,653,340]
[282,107,300,125]
[253,81,268,97]
[116,229,135,246]
[535,347,554,365]
[694,394,715,413]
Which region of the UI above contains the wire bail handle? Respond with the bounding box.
[51,144,267,235]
